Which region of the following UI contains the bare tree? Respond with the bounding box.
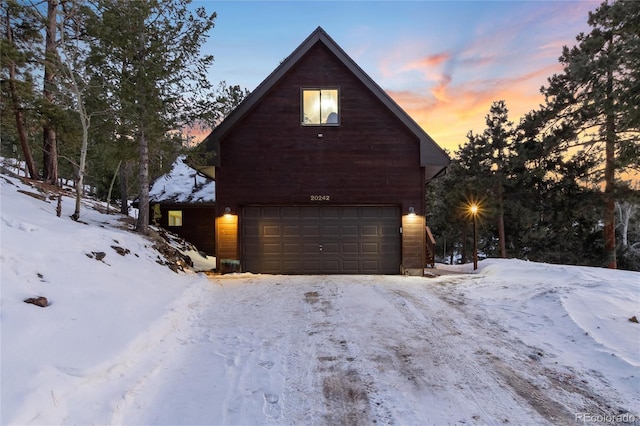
[57,0,90,220]
[616,200,638,248]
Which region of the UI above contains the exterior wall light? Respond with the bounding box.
[408,206,416,215]
[224,206,232,216]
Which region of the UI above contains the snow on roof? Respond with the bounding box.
[149,155,215,203]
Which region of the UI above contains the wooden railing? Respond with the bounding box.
[426,226,436,268]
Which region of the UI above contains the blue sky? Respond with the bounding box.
[193,0,600,153]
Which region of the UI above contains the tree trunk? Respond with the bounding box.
[134,18,150,234]
[603,44,617,269]
[136,130,150,234]
[106,160,121,215]
[461,224,467,264]
[119,161,129,215]
[497,184,507,258]
[71,89,89,221]
[616,201,635,248]
[604,144,616,268]
[42,0,59,185]
[5,9,39,180]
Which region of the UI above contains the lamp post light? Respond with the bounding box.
[470,204,479,270]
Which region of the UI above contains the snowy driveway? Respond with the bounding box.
[112,273,637,426]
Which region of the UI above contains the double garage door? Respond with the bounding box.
[243,205,400,274]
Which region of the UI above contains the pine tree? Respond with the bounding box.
[541,0,640,268]
[1,1,41,179]
[85,0,216,234]
[214,81,251,123]
[455,101,515,259]
[483,101,513,258]
[425,157,469,264]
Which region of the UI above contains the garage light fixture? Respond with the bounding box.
[408,206,416,216]
[224,206,232,216]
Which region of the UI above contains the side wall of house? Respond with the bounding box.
[402,214,426,275]
[152,204,216,255]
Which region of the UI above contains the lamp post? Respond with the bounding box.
[470,204,478,270]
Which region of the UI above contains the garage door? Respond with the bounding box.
[243,206,400,274]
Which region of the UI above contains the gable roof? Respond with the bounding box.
[204,26,449,181]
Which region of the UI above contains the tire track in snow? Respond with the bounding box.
[211,276,554,424]
[300,279,375,426]
[108,274,629,425]
[371,285,553,424]
[425,278,632,425]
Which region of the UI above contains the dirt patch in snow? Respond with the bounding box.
[493,361,575,423]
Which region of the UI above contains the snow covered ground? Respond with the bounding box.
[1,169,639,425]
[149,155,215,204]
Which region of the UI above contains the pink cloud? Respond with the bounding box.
[386,62,564,153]
[368,0,600,154]
[431,74,453,103]
[403,52,451,71]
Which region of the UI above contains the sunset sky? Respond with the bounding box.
[193,0,601,154]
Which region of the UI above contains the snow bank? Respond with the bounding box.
[446,258,640,406]
[0,173,209,424]
[469,259,640,366]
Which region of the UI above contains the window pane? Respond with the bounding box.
[302,90,321,124]
[168,210,182,226]
[320,89,339,124]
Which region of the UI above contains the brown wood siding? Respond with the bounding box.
[216,214,239,262]
[216,43,424,215]
[215,43,426,273]
[402,214,426,271]
[153,204,215,255]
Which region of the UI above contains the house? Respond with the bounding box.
[202,27,449,275]
[149,155,216,255]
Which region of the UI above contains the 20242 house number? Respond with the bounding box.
[310,195,330,201]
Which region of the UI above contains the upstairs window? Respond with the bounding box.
[302,88,339,125]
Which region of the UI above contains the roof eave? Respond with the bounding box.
[204,26,451,175]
